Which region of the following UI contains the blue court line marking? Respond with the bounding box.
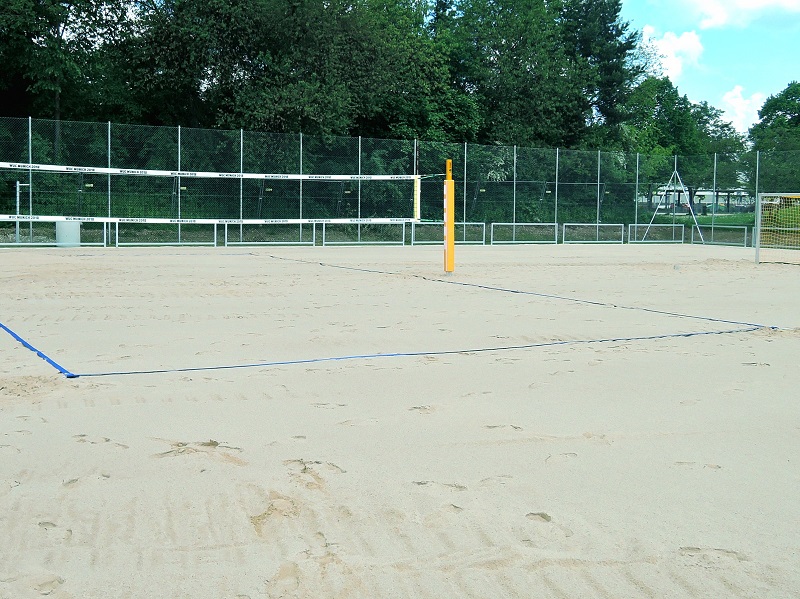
[2,254,777,380]
[75,326,760,378]
[0,321,79,378]
[272,255,773,330]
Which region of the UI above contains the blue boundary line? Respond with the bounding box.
[0,321,79,378]
[75,326,760,378]
[2,254,778,380]
[298,257,771,330]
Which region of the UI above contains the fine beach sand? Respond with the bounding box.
[1,243,799,598]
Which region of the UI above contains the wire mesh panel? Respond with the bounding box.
[178,178,241,219]
[411,222,485,245]
[115,222,217,246]
[557,150,600,224]
[417,140,463,222]
[0,117,29,163]
[360,137,415,176]
[758,150,800,195]
[636,154,677,228]
[463,144,514,223]
[322,223,406,245]
[562,223,624,243]
[628,224,684,243]
[27,120,109,216]
[691,225,748,246]
[599,151,637,225]
[31,119,108,167]
[0,118,29,218]
[244,131,300,174]
[490,223,558,244]
[516,147,557,224]
[226,223,315,246]
[177,127,242,219]
[110,123,178,218]
[302,135,359,175]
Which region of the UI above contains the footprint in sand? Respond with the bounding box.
[16,416,47,423]
[680,546,749,561]
[151,438,246,466]
[266,561,301,596]
[337,418,378,427]
[674,461,722,470]
[484,424,523,431]
[523,511,574,542]
[73,434,129,449]
[284,459,345,491]
[526,512,552,522]
[250,492,300,537]
[544,452,578,464]
[412,480,467,491]
[32,574,65,595]
[479,474,513,487]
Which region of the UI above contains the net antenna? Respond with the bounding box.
[641,158,704,243]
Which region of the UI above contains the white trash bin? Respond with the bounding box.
[56,221,81,247]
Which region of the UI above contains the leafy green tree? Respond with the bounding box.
[556,0,642,147]
[749,82,800,192]
[0,0,130,121]
[453,0,590,147]
[688,101,744,190]
[124,0,221,126]
[0,0,38,116]
[749,81,800,152]
[621,76,703,156]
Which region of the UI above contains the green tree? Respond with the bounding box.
[453,0,590,147]
[749,81,800,192]
[0,0,130,121]
[557,0,643,147]
[749,81,800,152]
[621,76,703,155]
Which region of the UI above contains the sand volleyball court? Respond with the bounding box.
[1,244,799,598]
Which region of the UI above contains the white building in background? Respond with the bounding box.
[644,186,753,214]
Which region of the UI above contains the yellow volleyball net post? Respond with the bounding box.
[444,159,455,273]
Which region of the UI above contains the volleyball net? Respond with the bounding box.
[0,161,422,245]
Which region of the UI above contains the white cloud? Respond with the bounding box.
[642,26,704,81]
[687,0,800,29]
[721,86,766,132]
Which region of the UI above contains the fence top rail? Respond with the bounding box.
[414,221,486,226]
[692,224,748,230]
[491,222,558,227]
[562,222,624,228]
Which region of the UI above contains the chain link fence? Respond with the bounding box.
[2,116,800,245]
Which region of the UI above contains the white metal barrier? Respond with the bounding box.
[411,221,486,245]
[490,222,558,244]
[628,224,685,243]
[321,222,407,246]
[562,223,625,244]
[691,225,748,247]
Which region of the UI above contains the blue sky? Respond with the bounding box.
[619,0,800,133]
